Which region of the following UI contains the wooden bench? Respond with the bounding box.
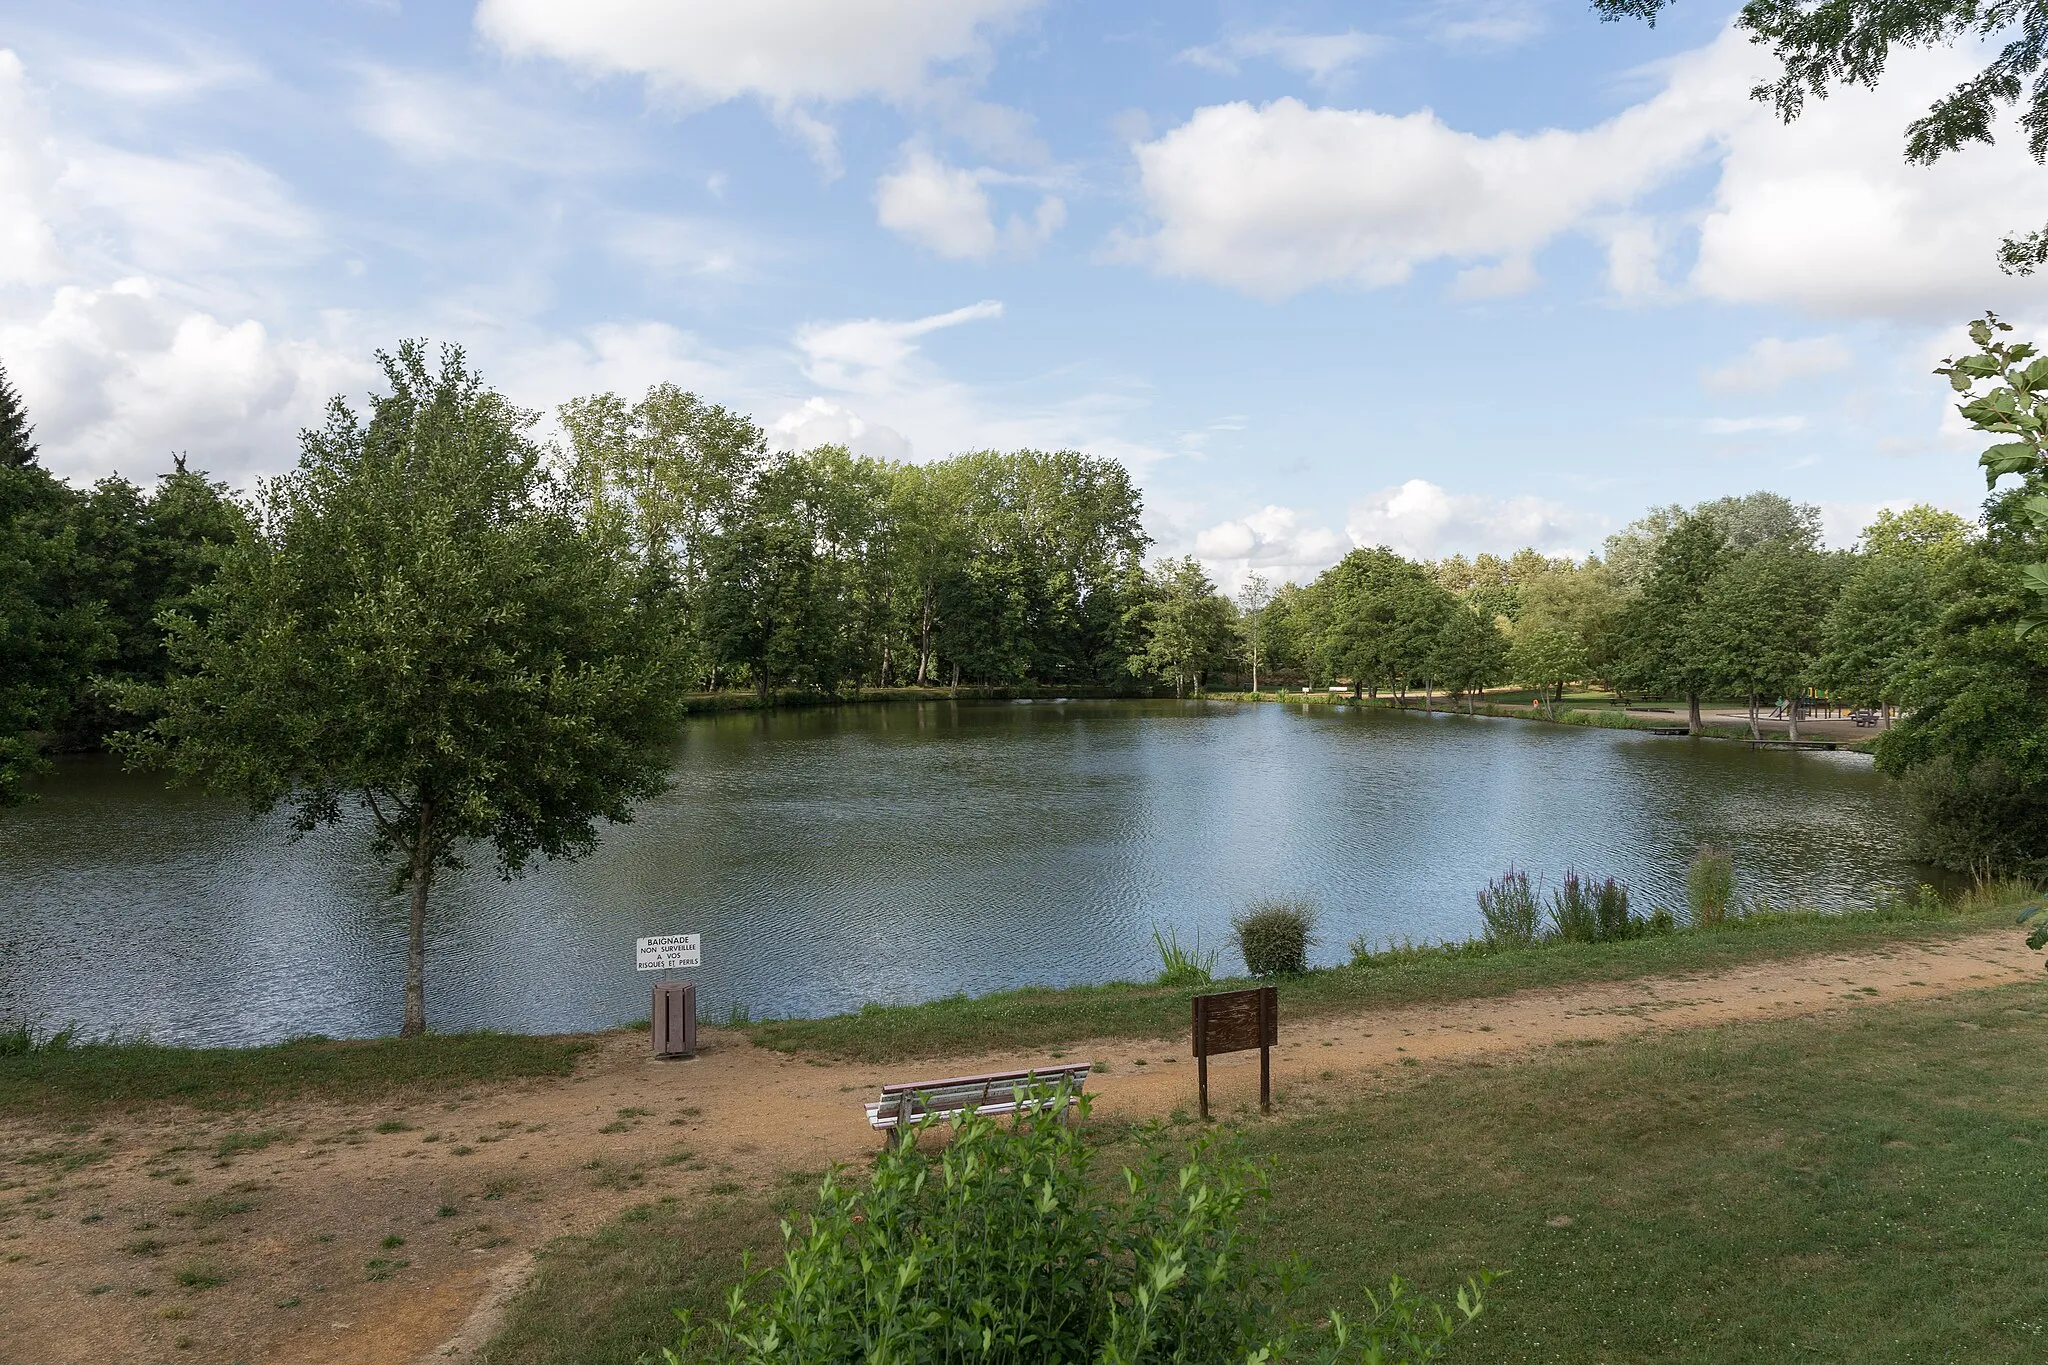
[865,1062,1094,1145]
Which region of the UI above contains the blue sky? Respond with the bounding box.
[4,1,2046,583]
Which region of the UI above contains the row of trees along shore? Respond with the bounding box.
[3,326,2046,1029]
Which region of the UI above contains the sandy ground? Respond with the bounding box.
[0,929,2035,1365]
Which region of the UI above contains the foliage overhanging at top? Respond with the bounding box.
[1593,0,2048,272]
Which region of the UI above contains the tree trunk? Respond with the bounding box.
[1687,691,1702,736]
[1424,676,1434,713]
[1746,690,1760,741]
[916,587,933,685]
[403,805,436,1039]
[1788,693,1801,744]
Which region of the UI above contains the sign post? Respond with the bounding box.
[637,934,701,1059]
[1191,986,1278,1120]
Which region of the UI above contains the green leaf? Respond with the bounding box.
[1979,443,2038,482]
[2020,563,2048,594]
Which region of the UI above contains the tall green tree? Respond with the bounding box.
[1235,572,1273,691]
[1687,545,1834,739]
[1596,0,2048,272]
[0,361,37,469]
[118,343,685,1036]
[1431,603,1511,713]
[1508,620,1588,719]
[1614,511,1728,733]
[0,464,105,811]
[1128,556,1233,697]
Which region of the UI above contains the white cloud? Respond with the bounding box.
[0,278,367,485]
[1345,478,1601,559]
[1702,414,1809,435]
[1194,504,1349,585]
[63,146,320,279]
[1122,33,1744,298]
[475,0,1040,107]
[353,67,625,174]
[768,396,913,461]
[60,52,260,102]
[1703,336,1852,394]
[0,51,63,287]
[1428,0,1550,50]
[1688,44,2048,319]
[1179,29,1384,85]
[794,300,1003,394]
[875,147,1066,259]
[1124,24,2048,318]
[877,149,998,258]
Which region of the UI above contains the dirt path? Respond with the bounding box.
[1,930,2035,1365]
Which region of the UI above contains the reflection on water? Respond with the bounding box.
[0,700,1915,1046]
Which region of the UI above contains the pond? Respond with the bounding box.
[0,700,1919,1047]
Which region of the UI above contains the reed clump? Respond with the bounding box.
[1233,897,1319,976]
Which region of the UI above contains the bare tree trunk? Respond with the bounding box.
[403,804,436,1039]
[1687,691,1702,736]
[1746,690,1760,741]
[916,587,933,685]
[1424,675,1434,713]
[1788,693,1801,744]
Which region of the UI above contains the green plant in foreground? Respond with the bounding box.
[1687,845,1737,927]
[658,1093,1489,1364]
[1235,897,1319,976]
[1477,869,1541,949]
[1153,925,1219,987]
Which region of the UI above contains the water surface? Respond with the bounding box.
[0,700,1915,1046]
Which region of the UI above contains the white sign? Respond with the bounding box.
[636,933,701,971]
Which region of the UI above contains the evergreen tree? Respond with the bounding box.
[0,361,36,470]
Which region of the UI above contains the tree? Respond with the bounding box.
[0,360,37,469]
[1431,603,1511,712]
[1933,312,2048,634]
[1613,511,1728,733]
[1129,556,1234,697]
[1812,504,1967,722]
[1860,503,1972,561]
[1595,0,2048,272]
[1517,560,1636,697]
[0,464,106,811]
[1508,620,1587,719]
[1687,545,1834,739]
[1874,493,2048,876]
[118,343,685,1036]
[1235,572,1273,691]
[559,384,767,687]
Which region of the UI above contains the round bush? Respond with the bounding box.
[1232,897,1317,976]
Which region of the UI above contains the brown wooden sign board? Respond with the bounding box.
[1192,985,1278,1119]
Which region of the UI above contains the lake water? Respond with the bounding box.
[0,700,1918,1047]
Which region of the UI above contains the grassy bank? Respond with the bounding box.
[0,1031,595,1121]
[744,893,2028,1064]
[483,981,2048,1365]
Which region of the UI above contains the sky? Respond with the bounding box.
[4,0,2046,586]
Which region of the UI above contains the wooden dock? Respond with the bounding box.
[1747,739,1841,751]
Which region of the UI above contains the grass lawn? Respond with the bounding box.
[744,897,2013,1064]
[485,980,2048,1365]
[0,1031,595,1120]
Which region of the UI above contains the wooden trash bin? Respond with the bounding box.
[652,980,697,1059]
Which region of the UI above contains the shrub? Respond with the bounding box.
[1234,897,1318,976]
[659,1095,1489,1364]
[1687,846,1737,926]
[0,1017,75,1057]
[1548,872,1599,943]
[1153,925,1219,987]
[1477,869,1541,948]
[1593,877,1632,940]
